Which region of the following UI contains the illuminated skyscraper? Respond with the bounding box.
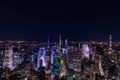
[47,36,50,49]
[82,44,90,59]
[58,39,67,77]
[52,51,61,76]
[46,49,52,65]
[3,47,14,70]
[65,38,67,47]
[65,38,69,65]
[37,47,46,69]
[34,53,38,70]
[0,51,4,68]
[78,42,80,51]
[13,52,22,67]
[59,34,62,49]
[46,36,52,67]
[109,34,112,50]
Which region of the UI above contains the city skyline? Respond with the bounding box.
[0,1,119,41]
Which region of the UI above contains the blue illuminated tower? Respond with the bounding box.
[53,51,61,76]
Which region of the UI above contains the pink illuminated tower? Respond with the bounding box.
[37,47,46,69]
[82,44,90,59]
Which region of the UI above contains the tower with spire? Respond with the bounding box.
[65,38,67,48]
[59,34,62,49]
[65,38,69,64]
[78,42,80,51]
[109,34,112,50]
[47,36,50,49]
[57,34,67,77]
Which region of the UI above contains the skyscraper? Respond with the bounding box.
[109,34,112,50]
[52,51,61,76]
[65,38,69,65]
[47,36,50,49]
[59,34,62,49]
[82,44,90,59]
[0,51,4,68]
[3,47,14,70]
[37,47,46,69]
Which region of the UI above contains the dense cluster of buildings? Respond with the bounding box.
[0,35,120,80]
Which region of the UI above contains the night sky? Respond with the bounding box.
[0,0,119,41]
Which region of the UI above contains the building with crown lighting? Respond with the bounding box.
[37,47,46,69]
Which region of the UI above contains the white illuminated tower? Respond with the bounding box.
[109,34,112,50]
[3,47,14,70]
[8,47,14,70]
